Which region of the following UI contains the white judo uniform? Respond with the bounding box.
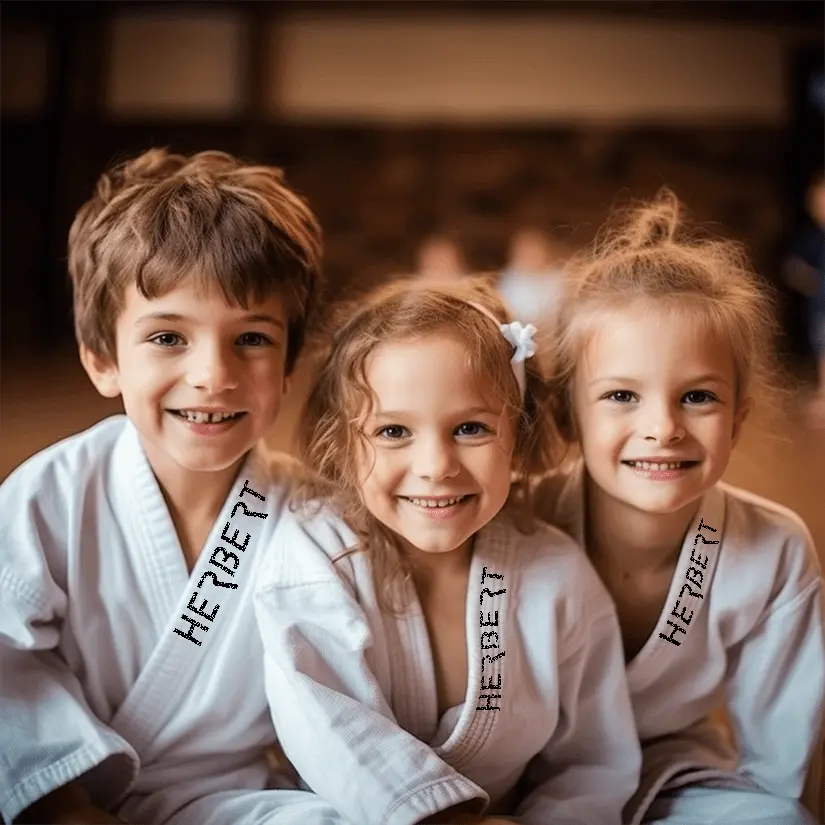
[0,415,354,825]
[254,505,642,825]
[535,461,825,825]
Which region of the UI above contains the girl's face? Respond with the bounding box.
[571,301,750,520]
[357,332,515,559]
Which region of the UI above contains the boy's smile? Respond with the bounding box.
[167,408,247,435]
[82,278,289,490]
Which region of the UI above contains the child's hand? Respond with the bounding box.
[16,782,127,824]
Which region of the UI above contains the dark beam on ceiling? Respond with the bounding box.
[2,0,822,27]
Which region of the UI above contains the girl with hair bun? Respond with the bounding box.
[537,190,824,825]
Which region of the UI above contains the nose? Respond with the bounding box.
[186,341,240,394]
[412,433,461,482]
[642,400,686,446]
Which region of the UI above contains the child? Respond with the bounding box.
[535,190,825,824]
[782,169,825,428]
[497,226,567,328]
[414,233,468,281]
[0,148,352,825]
[253,277,642,825]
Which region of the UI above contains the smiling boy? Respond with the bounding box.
[0,149,350,825]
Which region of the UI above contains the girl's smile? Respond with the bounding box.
[399,493,478,522]
[573,300,750,522]
[620,458,701,481]
[357,333,515,559]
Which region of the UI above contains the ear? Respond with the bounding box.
[731,396,753,447]
[79,344,122,399]
[282,373,293,397]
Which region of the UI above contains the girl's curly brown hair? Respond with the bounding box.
[293,275,563,612]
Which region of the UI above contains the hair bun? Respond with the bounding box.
[618,188,680,252]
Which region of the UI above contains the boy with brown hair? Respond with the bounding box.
[0,149,348,824]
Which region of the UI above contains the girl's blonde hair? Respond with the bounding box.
[295,275,562,611]
[552,189,782,440]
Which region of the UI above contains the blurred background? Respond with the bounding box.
[1,0,824,556]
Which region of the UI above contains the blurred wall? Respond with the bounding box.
[1,2,822,357]
[274,14,788,123]
[2,10,799,122]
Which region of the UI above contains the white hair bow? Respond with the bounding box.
[500,321,537,395]
[500,321,538,365]
[466,302,538,396]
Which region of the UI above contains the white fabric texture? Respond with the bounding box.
[534,460,825,825]
[0,415,353,825]
[254,505,641,825]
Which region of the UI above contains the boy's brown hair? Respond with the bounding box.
[294,275,563,611]
[68,148,323,373]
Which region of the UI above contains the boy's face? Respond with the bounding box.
[82,278,289,481]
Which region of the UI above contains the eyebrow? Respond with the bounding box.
[589,373,732,388]
[135,312,285,329]
[369,405,500,420]
[688,373,732,388]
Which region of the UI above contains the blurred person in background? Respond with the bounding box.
[783,170,825,428]
[497,226,567,328]
[414,233,468,281]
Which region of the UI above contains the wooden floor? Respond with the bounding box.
[2,349,824,569]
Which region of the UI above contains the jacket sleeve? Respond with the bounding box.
[0,467,138,824]
[515,595,641,825]
[724,529,825,800]
[254,513,488,825]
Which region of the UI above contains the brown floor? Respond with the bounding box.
[3,349,824,565]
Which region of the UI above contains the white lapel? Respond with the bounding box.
[628,486,726,683]
[389,518,513,772]
[108,429,274,754]
[437,518,511,771]
[556,461,727,682]
[112,422,190,633]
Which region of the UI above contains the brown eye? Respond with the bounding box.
[150,333,183,347]
[605,390,636,403]
[237,332,272,347]
[456,422,489,437]
[683,390,717,405]
[376,425,409,440]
